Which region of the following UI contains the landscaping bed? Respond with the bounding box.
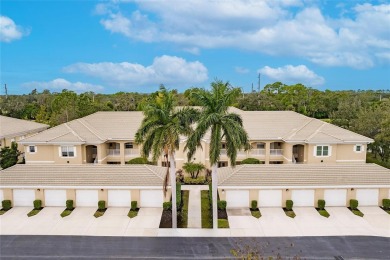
[27,207,43,217]
[380,207,390,215]
[159,190,189,228]
[127,208,139,218]
[250,208,262,218]
[348,207,364,217]
[0,207,12,216]
[60,208,74,218]
[283,208,296,218]
[316,208,330,218]
[94,208,107,218]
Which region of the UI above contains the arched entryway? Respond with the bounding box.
[86,145,97,163]
[293,144,304,163]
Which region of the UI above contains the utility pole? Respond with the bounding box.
[251,83,254,93]
[258,73,261,92]
[4,84,8,99]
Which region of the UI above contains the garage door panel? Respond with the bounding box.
[324,189,347,206]
[108,190,131,207]
[291,190,315,207]
[226,190,249,208]
[0,190,4,202]
[13,189,35,207]
[45,190,67,207]
[259,190,282,207]
[356,189,379,206]
[76,190,98,207]
[140,190,163,207]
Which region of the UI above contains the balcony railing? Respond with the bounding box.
[107,149,120,156]
[270,149,283,156]
[250,149,266,156]
[125,148,140,156]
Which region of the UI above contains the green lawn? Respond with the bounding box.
[93,209,106,218]
[60,209,74,218]
[27,208,42,217]
[201,190,213,228]
[250,210,262,219]
[317,209,330,218]
[178,190,189,228]
[350,209,364,217]
[127,209,139,218]
[218,219,229,228]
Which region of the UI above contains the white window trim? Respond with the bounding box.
[314,145,332,157]
[354,144,364,153]
[28,145,37,153]
[58,146,77,158]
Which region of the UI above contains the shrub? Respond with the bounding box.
[2,200,11,210]
[127,157,153,165]
[131,201,137,210]
[218,200,227,210]
[33,200,42,210]
[251,200,258,210]
[318,199,326,210]
[66,200,74,210]
[350,199,358,210]
[208,183,212,206]
[286,200,293,211]
[98,200,106,210]
[383,199,390,210]
[163,201,172,210]
[218,219,229,228]
[176,183,182,210]
[241,158,261,164]
[184,176,206,185]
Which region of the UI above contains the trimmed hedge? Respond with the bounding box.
[241,158,261,164]
[350,199,358,210]
[131,201,137,210]
[66,200,74,210]
[251,200,258,210]
[176,183,182,210]
[184,177,206,185]
[127,157,153,165]
[2,200,11,210]
[383,199,390,210]
[217,200,227,210]
[163,202,172,210]
[33,200,42,210]
[286,200,293,211]
[98,200,106,210]
[318,199,325,210]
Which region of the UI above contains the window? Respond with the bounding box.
[257,143,265,149]
[316,145,329,156]
[221,143,227,149]
[125,142,133,149]
[354,144,363,152]
[61,146,75,157]
[29,145,36,153]
[218,161,228,167]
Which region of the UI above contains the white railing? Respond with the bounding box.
[107,149,120,156]
[237,150,247,157]
[250,149,266,156]
[221,149,227,155]
[270,149,283,156]
[125,148,140,156]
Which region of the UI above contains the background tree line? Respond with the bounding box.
[1,82,389,165]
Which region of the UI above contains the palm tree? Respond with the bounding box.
[135,86,197,228]
[185,80,249,228]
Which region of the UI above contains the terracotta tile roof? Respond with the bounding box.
[0,164,166,187]
[218,164,390,187]
[0,116,49,139]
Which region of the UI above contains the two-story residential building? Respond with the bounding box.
[0,115,49,156]
[1,108,388,210]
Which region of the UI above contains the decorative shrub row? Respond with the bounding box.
[350,199,358,210]
[176,183,182,210]
[66,200,74,210]
[33,200,42,210]
[2,200,11,210]
[131,201,137,210]
[183,177,206,185]
[286,200,293,211]
[217,200,227,210]
[318,199,325,210]
[383,199,390,209]
[98,200,106,210]
[251,200,257,210]
[126,157,154,165]
[241,158,262,164]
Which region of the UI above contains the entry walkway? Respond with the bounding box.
[182,185,208,228]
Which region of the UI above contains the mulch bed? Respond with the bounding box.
[218,209,228,219]
[159,210,172,228]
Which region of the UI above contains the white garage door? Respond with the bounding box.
[13,189,35,207]
[324,189,347,206]
[356,189,379,206]
[45,190,67,207]
[140,190,163,207]
[291,190,315,207]
[76,190,98,207]
[108,190,131,207]
[226,190,249,208]
[259,190,282,207]
[0,190,4,202]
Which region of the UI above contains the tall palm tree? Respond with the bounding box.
[185,80,249,228]
[135,86,197,228]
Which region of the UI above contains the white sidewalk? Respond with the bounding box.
[182,185,208,229]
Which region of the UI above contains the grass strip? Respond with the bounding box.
[201,190,212,228]
[250,209,262,219]
[27,208,43,217]
[218,219,229,228]
[316,208,330,218]
[178,190,189,228]
[60,208,74,218]
[94,208,107,218]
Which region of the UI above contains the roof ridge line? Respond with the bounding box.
[305,121,331,141]
[76,119,106,141]
[219,165,244,185]
[64,123,85,142]
[145,165,165,181]
[283,118,316,140]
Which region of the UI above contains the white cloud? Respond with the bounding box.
[0,16,29,42]
[96,1,390,69]
[23,78,104,93]
[258,65,325,86]
[235,66,250,74]
[63,55,208,89]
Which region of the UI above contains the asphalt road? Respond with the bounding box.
[0,235,389,259]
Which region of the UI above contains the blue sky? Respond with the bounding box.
[1,0,389,94]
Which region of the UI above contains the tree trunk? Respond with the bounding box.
[212,163,218,229]
[170,153,177,229]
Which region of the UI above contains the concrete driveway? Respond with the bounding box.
[359,206,390,237]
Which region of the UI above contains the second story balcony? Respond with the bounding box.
[107,149,120,156]
[125,148,140,157]
[250,149,266,156]
[270,149,283,156]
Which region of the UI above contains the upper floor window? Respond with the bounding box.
[125,142,133,149]
[354,144,364,152]
[316,145,330,157]
[61,146,75,157]
[221,143,227,149]
[29,145,37,153]
[256,143,265,149]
